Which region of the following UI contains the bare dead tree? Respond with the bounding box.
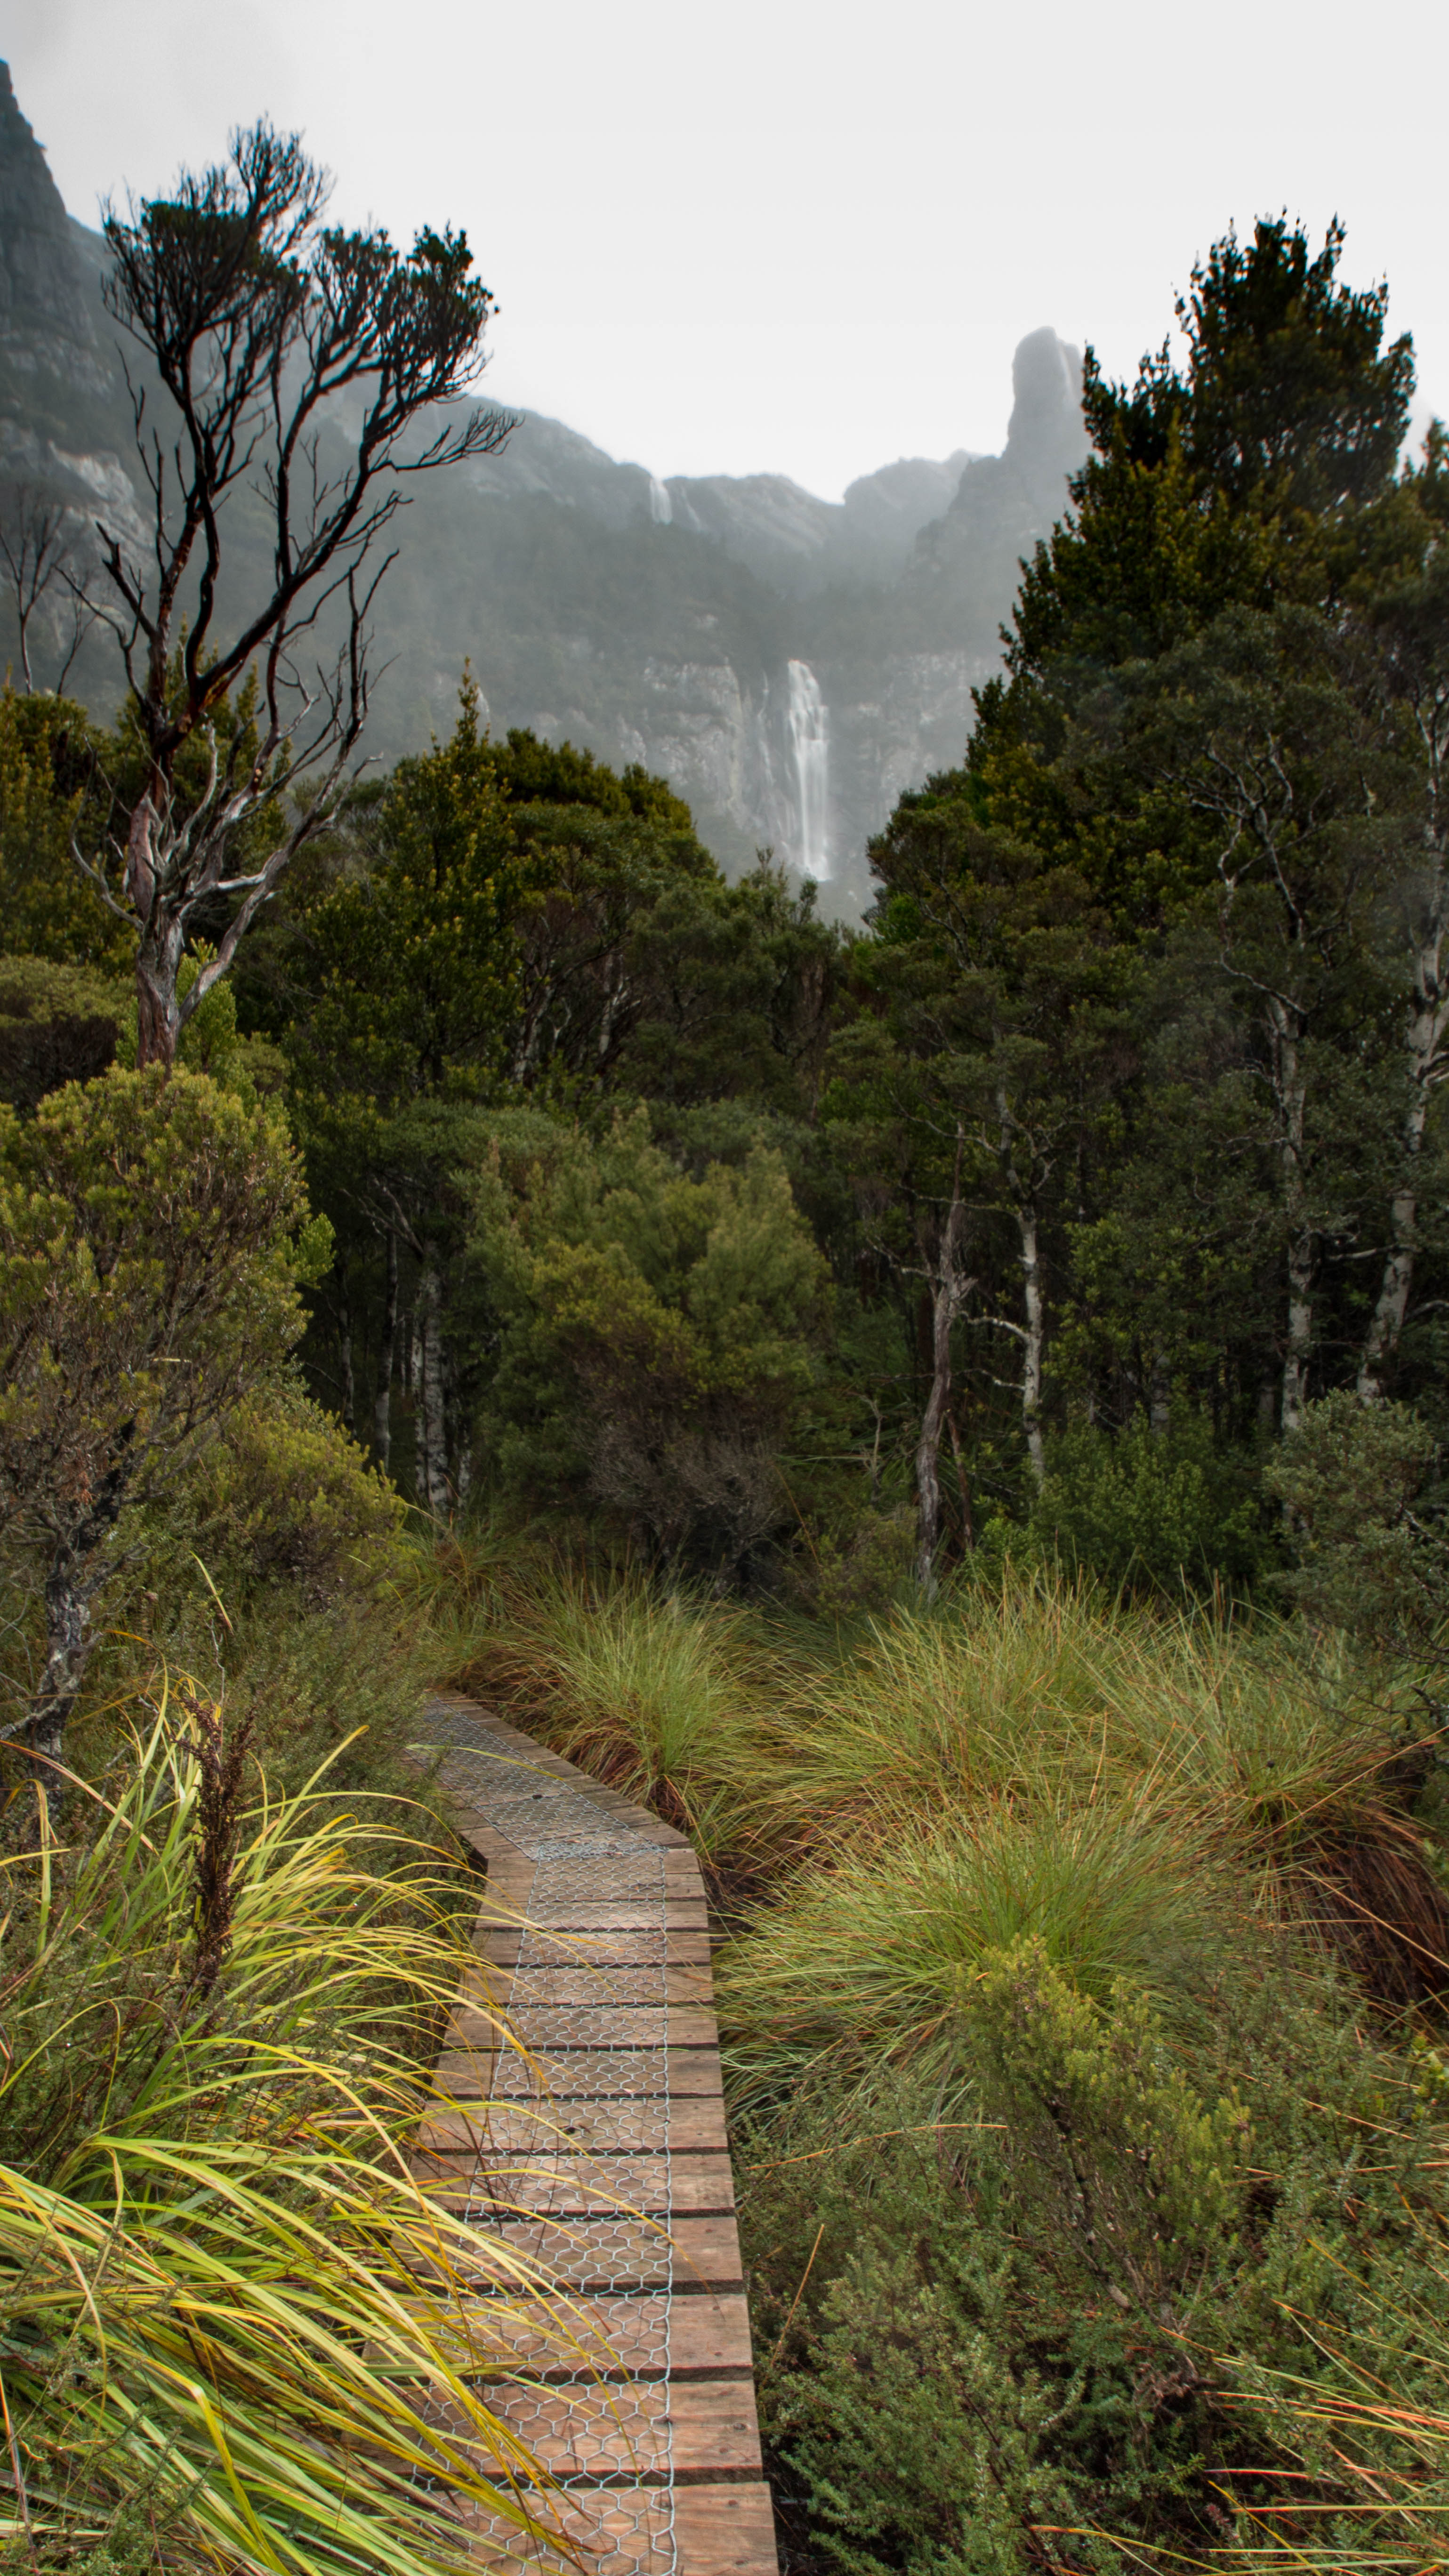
[69,121,515,1066]
[0,483,101,694]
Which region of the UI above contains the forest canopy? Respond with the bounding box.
[3,212,1447,1614]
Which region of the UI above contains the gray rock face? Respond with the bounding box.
[0,64,98,376]
[0,60,1088,914]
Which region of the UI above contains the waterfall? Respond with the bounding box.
[787,659,830,882]
[648,474,673,526]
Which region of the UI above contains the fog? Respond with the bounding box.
[3,0,1443,498]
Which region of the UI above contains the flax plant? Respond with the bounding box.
[0,1674,577,2574]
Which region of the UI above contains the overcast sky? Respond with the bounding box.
[5,0,1442,502]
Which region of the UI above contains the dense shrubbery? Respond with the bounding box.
[473,1108,831,1576]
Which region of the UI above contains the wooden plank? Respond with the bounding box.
[478,1931,713,1966]
[478,2044,725,2098]
[428,2092,728,2154]
[459,2292,753,2378]
[467,2376,763,2482]
[674,2484,781,2575]
[414,2151,736,2218]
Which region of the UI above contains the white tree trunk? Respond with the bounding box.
[1019,1205,1046,1487]
[1360,877,1449,1399]
[373,1229,398,1470]
[914,1148,973,1593]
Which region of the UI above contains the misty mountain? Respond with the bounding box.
[0,61,1087,913]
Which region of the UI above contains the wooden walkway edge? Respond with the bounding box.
[412,1692,779,2576]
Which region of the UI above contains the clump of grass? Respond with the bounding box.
[773,1576,1449,2004]
[719,1787,1234,2111]
[0,1673,573,2576]
[465,1562,784,1861]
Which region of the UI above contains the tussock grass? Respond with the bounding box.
[0,1673,575,2575]
[464,1561,785,1861]
[718,1789,1234,2109]
[758,1578,1449,2006]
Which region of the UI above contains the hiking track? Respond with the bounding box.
[413,1692,778,2576]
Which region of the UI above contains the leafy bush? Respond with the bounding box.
[1265,1386,1449,1648]
[177,1383,407,1607]
[0,954,125,1111]
[0,1065,331,1756]
[472,1107,830,1577]
[1028,1408,1264,1596]
[739,1944,1449,2576]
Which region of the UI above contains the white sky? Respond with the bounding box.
[4,0,1443,502]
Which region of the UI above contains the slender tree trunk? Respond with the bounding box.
[30,1552,90,1773]
[130,802,185,1070]
[915,1150,972,1592]
[1018,1203,1046,1488]
[948,1407,974,1550]
[337,1277,355,1432]
[1360,914,1449,1400]
[1268,997,1314,1434]
[373,1229,398,1470]
[417,1261,450,1518]
[26,1450,133,1776]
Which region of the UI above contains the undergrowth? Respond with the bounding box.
[0,1674,573,2574]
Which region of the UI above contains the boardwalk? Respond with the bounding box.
[413,1694,778,2576]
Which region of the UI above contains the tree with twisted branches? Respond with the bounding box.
[71,121,513,1066]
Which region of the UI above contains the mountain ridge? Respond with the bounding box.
[0,62,1087,912]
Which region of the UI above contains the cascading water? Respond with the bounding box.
[787,659,830,882]
[648,474,673,525]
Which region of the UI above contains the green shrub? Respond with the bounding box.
[0,954,125,1111]
[177,1383,407,1607]
[0,1064,331,1758]
[1029,1409,1264,1596]
[739,1947,1449,2576]
[742,1948,1253,2573]
[1265,1386,1449,1649]
[720,1794,1231,2110]
[472,1107,830,1577]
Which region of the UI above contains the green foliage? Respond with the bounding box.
[0,687,131,973]
[175,1383,407,1609]
[722,1793,1229,2106]
[0,1067,324,1518]
[0,1066,331,1739]
[0,954,126,1111]
[0,1685,566,2574]
[473,1107,830,1571]
[1002,216,1415,690]
[116,944,286,1100]
[1265,1387,1449,1647]
[749,1946,1256,2574]
[300,677,523,1102]
[1029,1409,1264,1594]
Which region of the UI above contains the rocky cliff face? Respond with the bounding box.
[0,62,1087,914]
[0,64,99,386]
